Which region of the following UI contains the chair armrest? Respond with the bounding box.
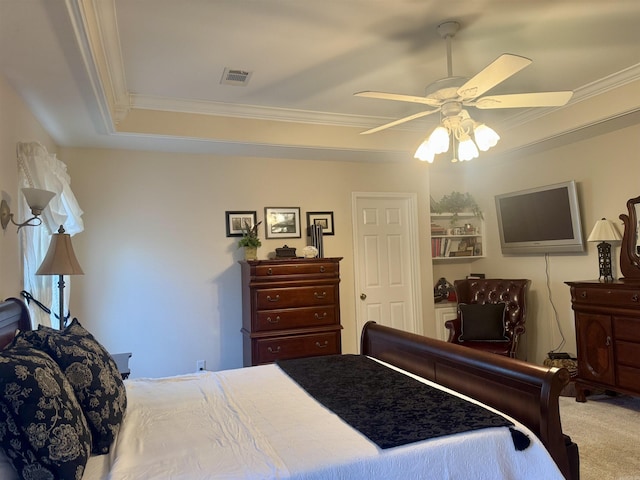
[444,318,461,343]
[513,325,526,336]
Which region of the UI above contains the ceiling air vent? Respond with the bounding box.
[220,68,252,86]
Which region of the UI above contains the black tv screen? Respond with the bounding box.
[495,181,585,254]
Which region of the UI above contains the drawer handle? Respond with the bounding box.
[267,268,273,275]
[267,316,280,324]
[315,341,329,349]
[319,266,325,273]
[314,312,328,319]
[314,291,327,299]
[580,291,587,298]
[266,295,280,302]
[633,294,639,302]
[606,336,612,347]
[267,346,281,354]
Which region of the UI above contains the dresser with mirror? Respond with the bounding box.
[566,195,640,401]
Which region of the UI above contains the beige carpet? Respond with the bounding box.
[559,393,640,480]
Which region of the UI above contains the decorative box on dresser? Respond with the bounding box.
[240,257,342,367]
[566,280,640,402]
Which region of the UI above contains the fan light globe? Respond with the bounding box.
[458,137,479,161]
[428,126,450,154]
[474,124,500,151]
[414,140,435,163]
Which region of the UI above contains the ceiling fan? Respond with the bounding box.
[354,21,573,161]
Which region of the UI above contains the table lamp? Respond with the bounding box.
[587,218,621,282]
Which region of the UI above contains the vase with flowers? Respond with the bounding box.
[238,221,262,260]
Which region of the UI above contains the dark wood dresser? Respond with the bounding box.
[240,257,342,366]
[566,280,640,401]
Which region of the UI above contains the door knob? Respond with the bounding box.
[360,293,367,300]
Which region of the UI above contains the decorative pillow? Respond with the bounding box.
[0,346,91,479]
[14,319,127,455]
[458,303,510,342]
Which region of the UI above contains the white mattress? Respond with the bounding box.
[1,361,565,479]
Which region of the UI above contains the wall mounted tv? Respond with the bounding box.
[495,180,585,255]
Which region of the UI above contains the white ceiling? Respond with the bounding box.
[1,0,640,162]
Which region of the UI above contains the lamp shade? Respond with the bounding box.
[22,188,56,215]
[36,225,84,276]
[473,124,500,151]
[458,136,479,161]
[587,218,622,243]
[414,140,435,162]
[428,126,450,154]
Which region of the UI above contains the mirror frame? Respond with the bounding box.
[619,195,640,279]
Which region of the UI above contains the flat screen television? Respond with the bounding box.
[495,180,585,255]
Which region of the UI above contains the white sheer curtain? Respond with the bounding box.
[17,141,84,328]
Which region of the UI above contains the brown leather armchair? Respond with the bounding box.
[444,278,530,358]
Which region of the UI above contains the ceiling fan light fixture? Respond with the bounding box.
[473,123,500,151]
[358,20,573,165]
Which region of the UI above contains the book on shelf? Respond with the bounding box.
[432,238,464,258]
[431,222,446,236]
[449,250,473,257]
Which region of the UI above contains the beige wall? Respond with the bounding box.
[0,74,56,298]
[430,123,640,362]
[60,148,435,377]
[5,70,640,374]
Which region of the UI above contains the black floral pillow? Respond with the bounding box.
[15,319,127,455]
[0,346,91,480]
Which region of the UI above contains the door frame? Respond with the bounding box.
[351,192,423,335]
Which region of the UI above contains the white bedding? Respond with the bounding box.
[70,360,565,480]
[0,360,564,479]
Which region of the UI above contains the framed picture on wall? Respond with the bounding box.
[264,207,301,238]
[225,211,257,237]
[306,211,335,235]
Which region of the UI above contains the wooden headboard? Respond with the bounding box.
[0,298,32,349]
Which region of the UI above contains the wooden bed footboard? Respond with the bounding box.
[361,321,578,480]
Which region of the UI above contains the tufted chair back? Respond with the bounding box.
[444,278,531,358]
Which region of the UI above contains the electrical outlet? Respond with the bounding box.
[196,360,206,372]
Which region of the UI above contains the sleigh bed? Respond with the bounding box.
[0,297,579,480]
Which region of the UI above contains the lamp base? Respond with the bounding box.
[597,241,614,282]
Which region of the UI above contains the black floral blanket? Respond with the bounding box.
[277,354,528,450]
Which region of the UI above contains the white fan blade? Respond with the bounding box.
[473,91,573,109]
[360,109,439,135]
[457,54,532,100]
[355,91,442,107]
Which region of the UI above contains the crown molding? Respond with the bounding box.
[69,0,640,150]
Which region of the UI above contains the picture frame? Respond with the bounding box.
[306,211,335,236]
[225,211,257,237]
[264,207,301,239]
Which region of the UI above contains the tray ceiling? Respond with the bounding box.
[1,0,639,162]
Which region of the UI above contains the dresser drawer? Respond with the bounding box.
[256,286,335,309]
[614,316,640,342]
[573,287,640,308]
[616,340,640,367]
[253,331,340,364]
[254,262,338,278]
[255,306,336,332]
[618,364,640,391]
